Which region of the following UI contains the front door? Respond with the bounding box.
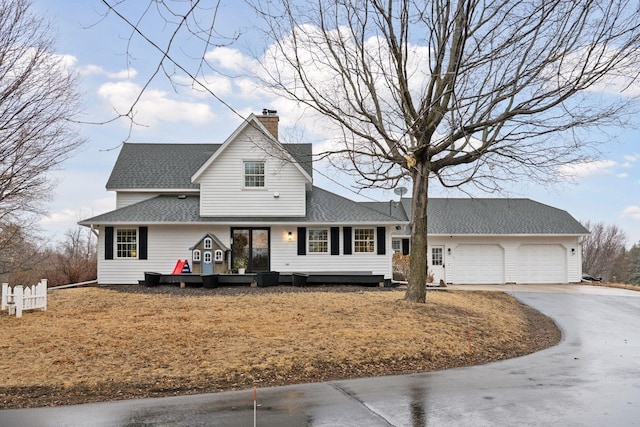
[430,246,445,284]
[231,228,270,272]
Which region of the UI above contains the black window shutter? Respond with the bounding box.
[105,227,114,260]
[297,227,306,255]
[402,238,410,255]
[343,227,352,255]
[138,227,148,260]
[330,227,340,255]
[377,227,386,255]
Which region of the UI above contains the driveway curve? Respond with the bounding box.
[2,285,639,426]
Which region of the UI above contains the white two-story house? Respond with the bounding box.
[80,111,404,285]
[80,110,588,286]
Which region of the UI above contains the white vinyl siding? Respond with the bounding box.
[97,224,394,284]
[116,192,198,209]
[271,225,392,278]
[116,193,157,209]
[98,225,232,284]
[195,126,308,217]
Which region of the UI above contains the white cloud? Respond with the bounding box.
[39,196,116,243]
[557,160,616,179]
[617,172,629,178]
[205,47,258,72]
[624,153,640,162]
[56,53,78,69]
[97,81,216,126]
[621,206,640,221]
[79,64,138,79]
[174,74,234,99]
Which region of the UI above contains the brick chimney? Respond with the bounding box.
[257,109,279,139]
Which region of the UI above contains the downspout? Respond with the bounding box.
[90,224,99,239]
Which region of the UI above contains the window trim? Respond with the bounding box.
[243,160,266,189]
[308,228,330,254]
[203,251,213,264]
[116,228,138,259]
[192,249,201,262]
[353,227,375,253]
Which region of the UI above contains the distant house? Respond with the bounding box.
[79,110,587,285]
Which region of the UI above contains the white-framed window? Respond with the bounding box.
[392,240,401,253]
[244,161,265,188]
[192,249,201,262]
[203,237,213,250]
[308,229,329,253]
[203,251,212,264]
[354,228,375,253]
[214,249,224,262]
[116,228,137,258]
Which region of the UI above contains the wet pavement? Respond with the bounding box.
[2,285,640,426]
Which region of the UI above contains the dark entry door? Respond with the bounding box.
[231,228,270,272]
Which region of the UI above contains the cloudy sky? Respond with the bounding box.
[31,0,640,246]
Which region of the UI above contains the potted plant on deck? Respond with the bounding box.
[234,258,247,274]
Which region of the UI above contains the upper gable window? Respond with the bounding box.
[244,161,265,188]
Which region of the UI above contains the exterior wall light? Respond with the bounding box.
[447,248,452,255]
[287,231,293,241]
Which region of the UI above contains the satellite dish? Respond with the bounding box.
[394,186,408,197]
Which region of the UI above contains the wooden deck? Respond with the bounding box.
[141,271,388,287]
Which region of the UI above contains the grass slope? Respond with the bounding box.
[0,287,559,408]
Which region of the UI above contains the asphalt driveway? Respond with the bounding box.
[2,285,639,426]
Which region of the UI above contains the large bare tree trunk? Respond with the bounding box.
[405,163,429,303]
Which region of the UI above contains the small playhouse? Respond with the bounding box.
[189,233,230,275]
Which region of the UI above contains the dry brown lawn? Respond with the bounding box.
[0,286,559,409]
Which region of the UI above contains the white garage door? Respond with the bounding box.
[454,245,504,284]
[517,245,566,284]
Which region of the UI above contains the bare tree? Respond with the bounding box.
[0,221,45,286]
[42,226,97,286]
[102,0,640,302]
[0,0,85,220]
[581,221,627,281]
[249,0,640,302]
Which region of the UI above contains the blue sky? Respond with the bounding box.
[32,0,640,246]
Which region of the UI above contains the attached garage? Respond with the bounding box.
[453,244,505,284]
[389,198,588,285]
[516,244,567,284]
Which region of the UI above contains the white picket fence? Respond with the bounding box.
[1,280,47,318]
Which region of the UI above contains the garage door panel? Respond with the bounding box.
[454,245,504,284]
[517,245,566,284]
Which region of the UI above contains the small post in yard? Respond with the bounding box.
[7,301,15,316]
[253,386,257,427]
[15,285,24,318]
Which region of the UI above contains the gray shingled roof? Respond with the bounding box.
[106,142,313,190]
[394,198,588,235]
[79,186,402,225]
